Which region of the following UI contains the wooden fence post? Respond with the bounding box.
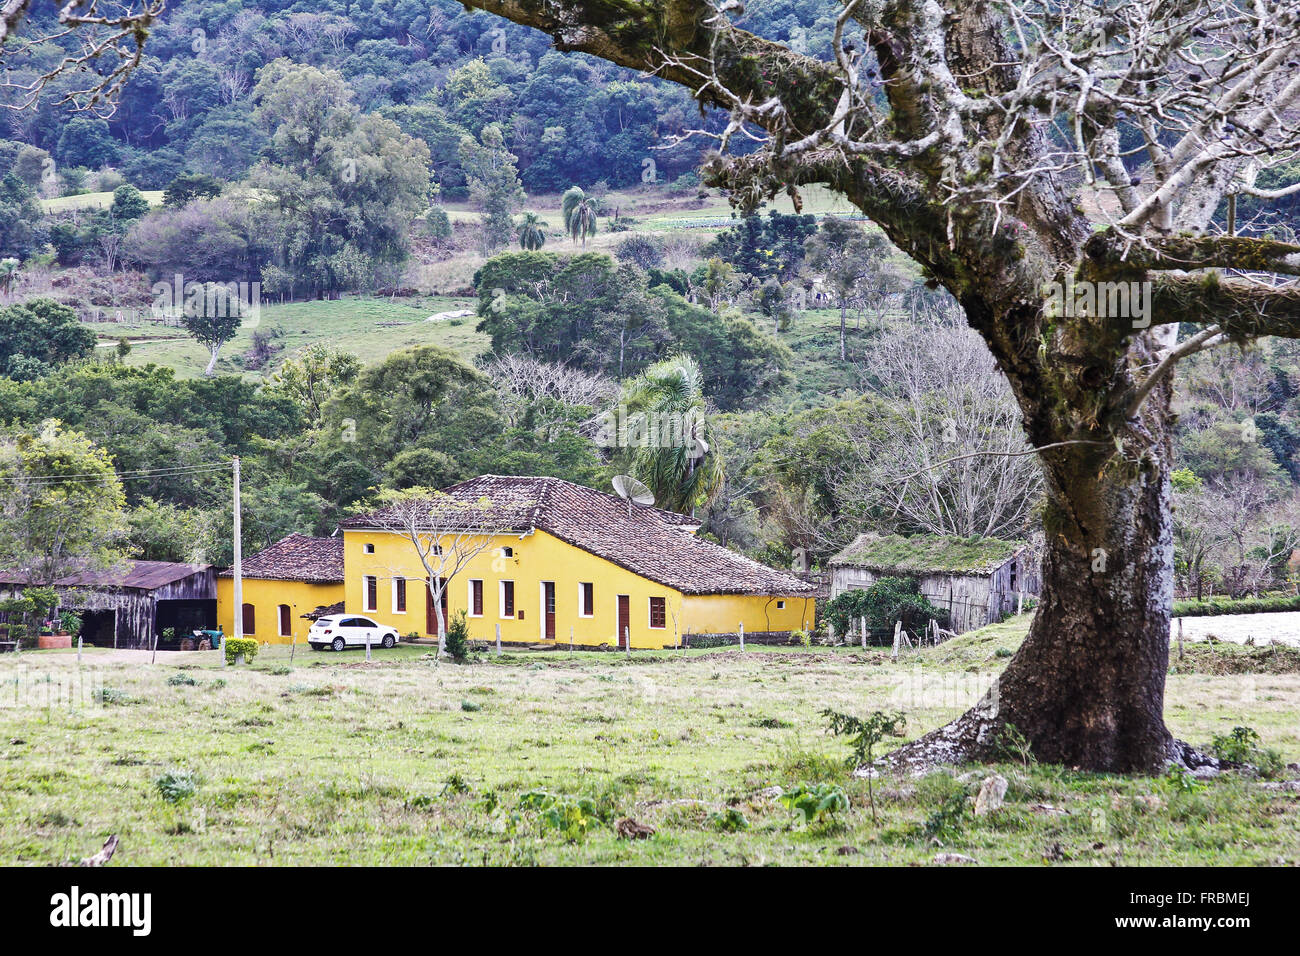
[738,621,744,651]
[496,623,501,655]
[1177,617,1184,660]
[891,620,902,659]
[624,625,630,657]
[569,624,574,652]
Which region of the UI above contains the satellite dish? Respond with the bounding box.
[612,474,655,515]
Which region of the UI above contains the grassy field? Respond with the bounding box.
[41,190,165,213]
[108,296,489,381]
[2,617,1297,866]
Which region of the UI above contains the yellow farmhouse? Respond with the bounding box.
[216,533,345,644]
[220,475,815,649]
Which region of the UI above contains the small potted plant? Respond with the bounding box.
[38,610,79,650]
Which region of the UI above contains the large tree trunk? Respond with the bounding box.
[888,334,1211,773]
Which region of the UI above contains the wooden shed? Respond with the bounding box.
[0,562,216,650]
[828,534,1040,634]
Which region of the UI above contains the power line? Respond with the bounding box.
[0,460,232,485]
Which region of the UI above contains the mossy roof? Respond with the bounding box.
[829,533,1024,575]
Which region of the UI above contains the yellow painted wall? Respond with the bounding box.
[681,593,815,636]
[342,527,813,649]
[215,577,345,646]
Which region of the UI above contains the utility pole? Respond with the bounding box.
[230,456,242,667]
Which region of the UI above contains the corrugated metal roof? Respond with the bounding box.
[0,561,211,590]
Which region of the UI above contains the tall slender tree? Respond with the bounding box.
[517,212,548,251]
[561,186,598,245]
[620,354,723,515]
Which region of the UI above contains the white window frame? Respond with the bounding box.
[392,577,408,615]
[363,542,375,554]
[578,582,595,618]
[363,575,377,612]
[468,578,484,618]
[648,596,666,629]
[776,600,786,609]
[499,579,515,619]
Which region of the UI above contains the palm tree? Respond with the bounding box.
[517,212,547,251]
[561,186,598,245]
[620,354,723,515]
[0,258,20,299]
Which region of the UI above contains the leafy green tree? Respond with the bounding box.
[325,345,503,482]
[180,283,244,377]
[0,258,18,297]
[0,299,95,378]
[458,123,525,256]
[250,60,430,298]
[55,117,118,169]
[0,172,45,260]
[109,184,150,221]
[561,186,598,245]
[163,173,223,208]
[803,217,891,361]
[0,421,127,587]
[704,211,818,282]
[426,206,453,243]
[264,344,362,428]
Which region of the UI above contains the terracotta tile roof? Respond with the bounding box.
[218,533,344,583]
[830,533,1025,574]
[343,475,813,597]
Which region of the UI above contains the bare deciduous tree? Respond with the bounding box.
[360,489,509,658]
[852,314,1044,539]
[480,353,618,435]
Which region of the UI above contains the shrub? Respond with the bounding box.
[709,807,750,832]
[224,637,258,665]
[824,577,949,642]
[517,790,604,842]
[1210,726,1285,778]
[166,673,197,687]
[779,782,849,828]
[426,206,452,241]
[155,767,198,803]
[444,609,470,662]
[58,610,82,635]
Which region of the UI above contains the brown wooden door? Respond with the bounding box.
[278,604,291,637]
[617,595,630,648]
[425,578,447,635]
[543,582,556,640]
[241,603,255,636]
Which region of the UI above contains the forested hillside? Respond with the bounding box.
[0,0,1298,611]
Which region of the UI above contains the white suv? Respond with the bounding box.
[308,615,400,652]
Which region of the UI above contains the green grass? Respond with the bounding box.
[106,296,490,380]
[2,616,1296,865]
[41,190,164,213]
